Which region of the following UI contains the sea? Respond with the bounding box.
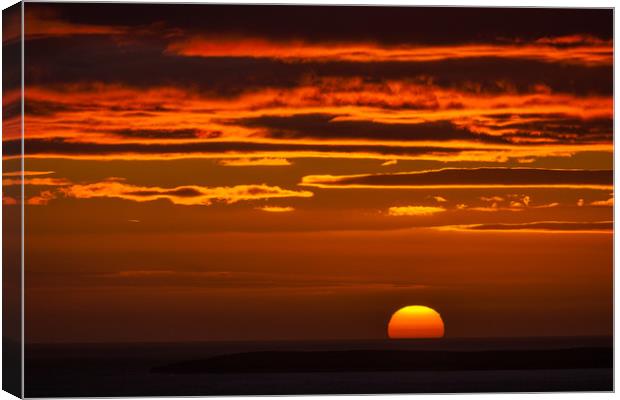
[24,336,613,397]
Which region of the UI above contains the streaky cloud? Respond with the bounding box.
[218,158,291,167]
[301,168,613,189]
[388,206,446,216]
[58,179,313,206]
[444,221,612,232]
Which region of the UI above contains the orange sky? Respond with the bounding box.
[2,4,612,343]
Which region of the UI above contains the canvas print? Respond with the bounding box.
[1,3,613,397]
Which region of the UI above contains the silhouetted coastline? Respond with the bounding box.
[151,347,612,374]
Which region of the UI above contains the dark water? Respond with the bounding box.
[25,337,613,397]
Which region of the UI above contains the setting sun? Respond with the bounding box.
[388,306,445,339]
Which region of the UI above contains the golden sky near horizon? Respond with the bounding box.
[1,4,613,343]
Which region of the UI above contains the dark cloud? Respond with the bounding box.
[24,37,302,97]
[25,99,80,117]
[24,36,612,97]
[301,168,613,188]
[2,100,21,121]
[237,114,510,144]
[29,4,613,45]
[2,41,21,91]
[123,187,203,198]
[493,116,611,135]
[7,137,469,158]
[107,128,205,139]
[485,115,613,144]
[23,99,179,117]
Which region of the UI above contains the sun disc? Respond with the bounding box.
[387,305,445,339]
